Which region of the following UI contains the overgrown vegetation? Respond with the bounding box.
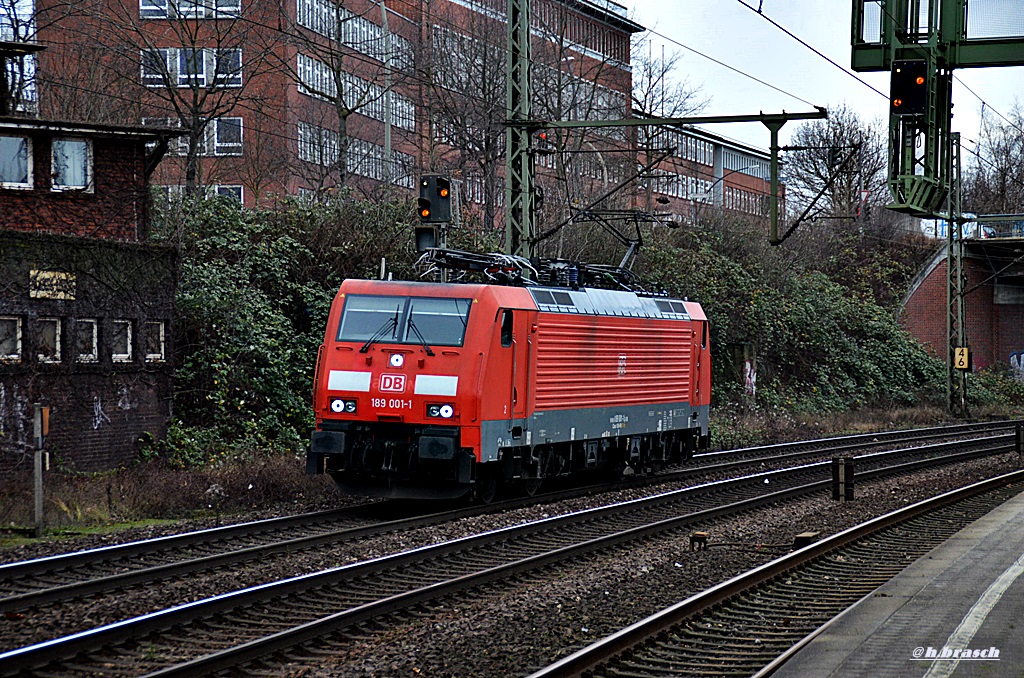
[147,196,1020,465]
[6,192,1023,534]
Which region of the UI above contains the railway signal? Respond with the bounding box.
[535,130,553,155]
[418,175,451,223]
[890,60,928,116]
[416,174,452,252]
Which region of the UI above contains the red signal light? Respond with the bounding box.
[439,187,449,198]
[420,208,431,218]
[915,76,925,85]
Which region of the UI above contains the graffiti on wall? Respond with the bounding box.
[0,382,32,454]
[1011,351,1024,382]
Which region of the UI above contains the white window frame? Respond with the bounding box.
[211,48,242,88]
[178,48,206,87]
[112,319,133,362]
[141,49,172,87]
[213,0,241,15]
[211,117,243,155]
[141,48,241,89]
[144,321,166,362]
[51,137,93,192]
[140,0,240,19]
[0,316,22,362]
[0,134,33,189]
[140,0,169,18]
[37,317,61,363]
[212,185,243,202]
[74,318,98,363]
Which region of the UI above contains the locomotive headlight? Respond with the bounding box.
[426,403,454,418]
[389,353,405,368]
[330,398,357,414]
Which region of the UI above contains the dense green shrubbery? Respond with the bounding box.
[639,232,946,413]
[968,364,1024,409]
[149,196,420,463]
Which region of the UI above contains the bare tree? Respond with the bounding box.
[29,0,278,195]
[630,39,708,213]
[423,0,646,256]
[964,105,1024,215]
[273,0,417,195]
[424,3,508,232]
[784,104,887,220]
[3,0,84,115]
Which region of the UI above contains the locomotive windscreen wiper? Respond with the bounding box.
[359,309,399,353]
[406,318,436,356]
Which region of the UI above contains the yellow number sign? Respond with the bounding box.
[954,347,970,370]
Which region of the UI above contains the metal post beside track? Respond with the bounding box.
[832,457,854,502]
[1017,423,1023,464]
[32,403,49,538]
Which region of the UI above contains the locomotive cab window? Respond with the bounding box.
[402,297,471,347]
[338,295,471,347]
[500,310,513,347]
[337,295,403,342]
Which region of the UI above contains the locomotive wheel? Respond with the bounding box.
[519,477,542,497]
[476,472,499,504]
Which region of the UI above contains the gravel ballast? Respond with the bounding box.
[1,453,1020,675]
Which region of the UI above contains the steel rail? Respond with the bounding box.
[0,436,1011,677]
[141,442,1015,678]
[6,422,1011,614]
[528,467,1024,678]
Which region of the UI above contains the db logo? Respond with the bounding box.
[379,373,407,393]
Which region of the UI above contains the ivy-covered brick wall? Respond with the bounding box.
[0,231,176,475]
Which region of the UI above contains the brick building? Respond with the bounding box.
[11,0,774,222]
[0,117,177,474]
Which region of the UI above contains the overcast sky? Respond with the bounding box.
[626,0,1024,152]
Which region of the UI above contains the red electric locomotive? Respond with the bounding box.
[308,277,711,500]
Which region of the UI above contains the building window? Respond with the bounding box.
[296,54,414,130]
[296,0,414,70]
[0,135,32,188]
[51,138,92,191]
[142,48,241,89]
[140,0,241,19]
[211,117,242,155]
[74,318,98,362]
[112,320,133,362]
[144,321,166,361]
[140,0,169,17]
[212,49,242,87]
[37,317,61,363]
[178,48,206,87]
[141,49,172,87]
[213,185,243,201]
[0,316,22,362]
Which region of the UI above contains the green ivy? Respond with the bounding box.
[639,233,946,413]
[149,196,421,463]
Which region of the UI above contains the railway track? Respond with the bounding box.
[1,420,1014,618]
[0,429,1015,677]
[529,470,1024,678]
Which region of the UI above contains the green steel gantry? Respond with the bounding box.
[851,0,1024,415]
